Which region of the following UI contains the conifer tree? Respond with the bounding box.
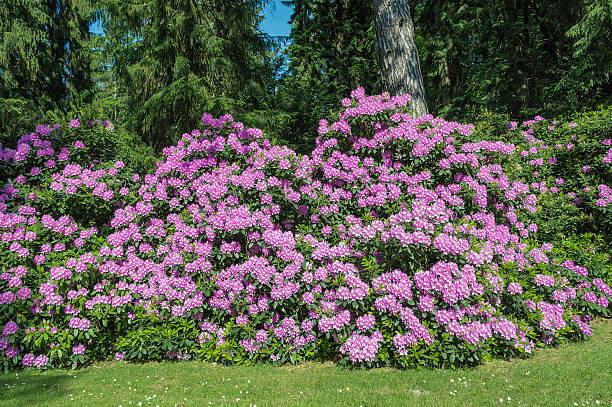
[0,0,97,138]
[277,0,380,151]
[101,0,274,149]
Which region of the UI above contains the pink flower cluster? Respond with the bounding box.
[68,317,91,331]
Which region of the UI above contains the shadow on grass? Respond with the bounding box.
[0,372,72,406]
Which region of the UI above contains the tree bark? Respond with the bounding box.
[372,0,428,115]
[504,0,529,116]
[440,42,451,107]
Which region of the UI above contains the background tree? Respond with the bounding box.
[276,0,380,152]
[372,0,428,115]
[99,0,276,150]
[563,0,612,107]
[1,0,610,154]
[412,0,611,120]
[0,0,97,140]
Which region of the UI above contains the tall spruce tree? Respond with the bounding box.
[564,0,612,105]
[100,0,274,150]
[413,0,610,119]
[278,0,610,129]
[277,0,380,151]
[0,0,97,139]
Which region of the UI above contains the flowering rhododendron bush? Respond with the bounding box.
[471,109,612,247]
[1,89,611,371]
[472,110,612,293]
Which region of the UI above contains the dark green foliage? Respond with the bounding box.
[275,0,381,153]
[2,0,610,159]
[114,310,199,362]
[270,0,610,152]
[563,0,612,107]
[0,99,50,147]
[413,0,612,121]
[0,0,97,126]
[100,0,279,150]
[1,0,284,153]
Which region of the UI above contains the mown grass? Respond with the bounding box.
[1,319,611,407]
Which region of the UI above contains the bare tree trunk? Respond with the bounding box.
[372,0,428,115]
[440,40,452,108]
[504,0,529,116]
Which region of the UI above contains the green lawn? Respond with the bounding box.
[1,319,611,407]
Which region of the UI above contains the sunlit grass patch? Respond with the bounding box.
[1,319,610,407]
